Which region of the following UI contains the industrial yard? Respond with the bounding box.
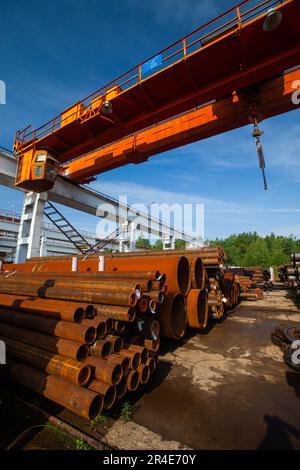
[0,0,300,457]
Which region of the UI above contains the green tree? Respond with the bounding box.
[209,232,300,267]
[174,239,186,249]
[136,236,152,250]
[153,239,163,250]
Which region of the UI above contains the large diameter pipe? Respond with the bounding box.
[0,283,137,307]
[189,257,205,290]
[88,379,116,410]
[187,289,208,329]
[0,323,89,361]
[0,308,96,344]
[84,356,122,385]
[2,336,91,386]
[0,293,86,322]
[104,256,190,295]
[157,292,187,339]
[7,361,102,420]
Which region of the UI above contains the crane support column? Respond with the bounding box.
[15,192,48,263]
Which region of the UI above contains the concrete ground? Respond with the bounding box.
[106,288,300,450]
[1,288,300,450]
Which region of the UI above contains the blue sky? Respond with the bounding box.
[0,0,299,240]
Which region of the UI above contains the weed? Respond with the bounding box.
[120,401,133,422]
[75,438,93,450]
[90,414,109,429]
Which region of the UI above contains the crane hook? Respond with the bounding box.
[252,117,268,191]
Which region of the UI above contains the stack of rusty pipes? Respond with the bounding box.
[0,270,163,419]
[278,254,300,290]
[2,252,208,338]
[223,268,264,302]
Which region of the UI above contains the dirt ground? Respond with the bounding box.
[1,287,300,450]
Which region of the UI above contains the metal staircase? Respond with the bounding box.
[44,201,119,254]
[84,226,120,255]
[44,201,91,254]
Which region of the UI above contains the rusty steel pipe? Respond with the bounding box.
[84,356,122,385]
[143,290,165,304]
[114,320,126,334]
[119,349,141,370]
[12,270,163,281]
[141,317,160,341]
[107,334,123,353]
[143,338,160,352]
[115,377,128,400]
[105,255,190,295]
[88,379,116,410]
[150,352,159,370]
[148,299,157,313]
[0,282,137,307]
[0,309,96,344]
[136,298,149,314]
[2,336,91,386]
[125,344,149,364]
[0,323,89,361]
[82,317,107,339]
[158,292,187,339]
[84,304,97,319]
[90,339,113,359]
[108,354,130,376]
[137,364,150,384]
[146,357,156,375]
[7,360,102,420]
[189,257,205,290]
[187,289,208,329]
[126,370,139,391]
[95,315,114,333]
[34,278,143,296]
[150,280,166,291]
[0,293,86,322]
[94,305,136,322]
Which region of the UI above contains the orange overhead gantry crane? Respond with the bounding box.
[64,68,300,183]
[14,0,300,192]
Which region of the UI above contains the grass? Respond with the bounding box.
[120,401,133,422]
[75,438,93,450]
[90,413,109,429]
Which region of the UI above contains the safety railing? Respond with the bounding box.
[15,0,284,147]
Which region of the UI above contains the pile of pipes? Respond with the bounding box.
[0,270,163,420]
[279,253,300,291]
[0,245,250,419]
[244,267,270,285]
[226,267,265,301]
